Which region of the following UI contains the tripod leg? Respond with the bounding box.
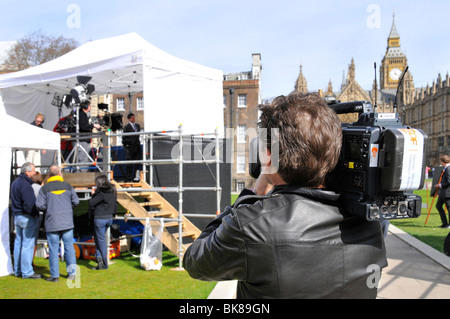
[425,194,437,225]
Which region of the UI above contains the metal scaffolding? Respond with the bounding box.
[61,125,222,268]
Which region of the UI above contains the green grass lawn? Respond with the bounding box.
[0,250,216,299]
[391,187,450,253]
[0,197,217,299]
[2,186,446,299]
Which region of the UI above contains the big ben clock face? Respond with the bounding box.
[389,68,402,81]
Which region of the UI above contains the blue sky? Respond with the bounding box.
[1,0,449,99]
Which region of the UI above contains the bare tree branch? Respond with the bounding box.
[4,30,78,71]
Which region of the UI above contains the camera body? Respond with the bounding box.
[326,101,427,220]
[249,100,428,221]
[91,112,123,132]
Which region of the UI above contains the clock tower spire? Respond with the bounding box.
[380,12,408,90]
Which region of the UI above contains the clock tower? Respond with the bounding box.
[380,13,408,90]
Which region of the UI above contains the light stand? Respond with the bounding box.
[63,75,102,173]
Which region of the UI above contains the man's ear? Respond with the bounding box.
[259,148,272,174]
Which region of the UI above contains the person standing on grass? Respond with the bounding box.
[88,174,117,270]
[435,154,450,228]
[10,162,41,279]
[36,164,79,282]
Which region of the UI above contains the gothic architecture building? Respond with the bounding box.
[380,15,408,91]
[294,14,450,166]
[400,73,450,165]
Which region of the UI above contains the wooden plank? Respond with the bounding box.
[111,180,200,256]
[61,172,100,187]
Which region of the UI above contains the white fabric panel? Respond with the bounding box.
[0,146,13,277]
[0,113,60,151]
[0,95,61,278]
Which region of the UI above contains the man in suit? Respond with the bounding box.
[435,154,450,228]
[122,113,141,182]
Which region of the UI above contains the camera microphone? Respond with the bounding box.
[328,101,373,115]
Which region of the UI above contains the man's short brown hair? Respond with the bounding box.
[440,154,450,164]
[258,92,342,187]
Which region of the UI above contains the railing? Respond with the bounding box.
[60,125,222,267]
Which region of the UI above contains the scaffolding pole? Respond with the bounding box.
[62,125,222,269]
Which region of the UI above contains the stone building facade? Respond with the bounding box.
[223,53,262,192]
[400,74,450,166]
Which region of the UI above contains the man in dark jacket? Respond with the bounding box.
[10,162,41,279]
[435,154,450,228]
[122,113,141,182]
[89,174,117,270]
[36,164,79,282]
[183,92,387,298]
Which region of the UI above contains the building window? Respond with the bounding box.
[117,98,125,111]
[438,136,444,151]
[237,155,246,173]
[237,125,246,143]
[223,94,226,108]
[238,94,247,108]
[236,182,245,193]
[137,97,144,110]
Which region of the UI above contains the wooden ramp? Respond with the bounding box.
[110,180,202,257]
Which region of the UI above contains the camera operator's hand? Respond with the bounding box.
[253,174,273,196]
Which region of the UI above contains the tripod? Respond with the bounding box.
[65,105,102,173]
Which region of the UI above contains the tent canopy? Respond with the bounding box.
[0,32,224,136]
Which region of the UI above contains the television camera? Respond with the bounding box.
[324,100,427,221]
[249,67,428,221]
[91,103,123,132]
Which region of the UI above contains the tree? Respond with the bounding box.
[4,30,78,71]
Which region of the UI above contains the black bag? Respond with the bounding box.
[110,223,121,239]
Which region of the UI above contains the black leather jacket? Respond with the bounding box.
[183,185,387,299]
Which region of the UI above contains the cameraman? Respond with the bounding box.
[183,92,387,299]
[77,101,100,172]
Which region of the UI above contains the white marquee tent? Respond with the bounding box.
[0,102,60,276]
[0,33,224,277]
[0,32,224,134]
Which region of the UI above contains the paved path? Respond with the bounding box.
[377,225,450,299]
